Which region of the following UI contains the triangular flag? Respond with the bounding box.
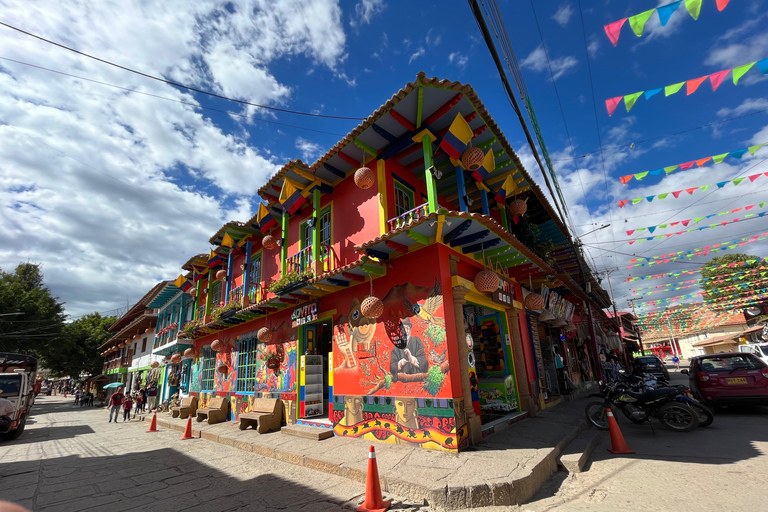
[624,92,644,112]
[684,0,702,20]
[665,82,685,96]
[658,193,670,200]
[701,185,709,192]
[604,18,628,46]
[679,161,695,169]
[694,217,704,224]
[748,174,761,182]
[649,169,664,176]
[748,143,765,155]
[646,196,655,202]
[687,76,707,95]
[626,230,635,236]
[606,96,623,116]
[657,1,682,26]
[635,171,649,180]
[712,153,729,163]
[672,190,683,198]
[659,224,668,228]
[686,187,697,195]
[682,219,691,226]
[618,200,630,208]
[620,175,634,185]
[630,9,656,36]
[709,69,730,91]
[696,157,712,167]
[732,62,755,85]
[670,222,680,226]
[644,88,663,100]
[221,232,235,248]
[731,148,747,159]
[715,0,730,11]
[632,198,643,205]
[757,58,768,74]
[716,181,728,188]
[648,226,657,234]
[664,166,679,174]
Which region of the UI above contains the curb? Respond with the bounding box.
[140,415,586,510]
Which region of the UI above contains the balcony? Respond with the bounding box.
[388,202,430,231]
[229,282,265,305]
[286,244,336,276]
[153,322,179,350]
[103,355,131,373]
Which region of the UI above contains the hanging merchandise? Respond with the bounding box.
[619,143,768,185]
[606,58,768,116]
[617,173,767,207]
[625,202,768,234]
[604,0,731,46]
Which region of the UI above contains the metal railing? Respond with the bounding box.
[229,283,264,305]
[286,244,336,276]
[387,202,429,231]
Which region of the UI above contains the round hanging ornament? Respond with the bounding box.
[216,269,227,281]
[461,147,485,171]
[524,293,545,311]
[145,328,153,334]
[263,235,277,250]
[151,361,160,369]
[170,353,182,364]
[183,348,195,359]
[474,269,500,293]
[210,339,223,352]
[354,166,375,189]
[508,199,527,216]
[217,363,228,374]
[361,296,384,319]
[258,327,273,342]
[190,288,197,298]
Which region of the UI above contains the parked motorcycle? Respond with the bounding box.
[585,377,700,432]
[625,373,714,427]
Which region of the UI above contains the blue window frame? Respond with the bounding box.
[236,336,260,394]
[201,346,216,392]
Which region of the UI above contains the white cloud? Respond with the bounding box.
[519,45,578,80]
[295,137,323,160]
[717,98,768,117]
[409,47,425,65]
[350,0,386,27]
[425,29,441,47]
[448,52,469,69]
[551,4,573,27]
[0,0,349,318]
[706,32,768,70]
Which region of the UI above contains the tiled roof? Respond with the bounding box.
[181,253,209,272]
[108,281,166,333]
[257,159,310,201]
[207,221,248,246]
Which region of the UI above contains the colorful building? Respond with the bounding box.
[105,74,615,451]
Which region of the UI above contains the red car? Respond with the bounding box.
[684,352,768,406]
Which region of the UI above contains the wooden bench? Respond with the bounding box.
[238,398,283,433]
[195,396,228,424]
[171,396,197,419]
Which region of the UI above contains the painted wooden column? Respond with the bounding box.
[193,277,203,321]
[451,284,482,446]
[242,240,252,299]
[280,213,289,275]
[455,165,467,212]
[480,189,490,215]
[204,269,214,318]
[225,250,235,302]
[412,130,438,213]
[377,159,388,235]
[505,308,535,414]
[499,203,509,231]
[311,188,320,265]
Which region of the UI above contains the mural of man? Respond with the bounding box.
[389,317,429,381]
[341,396,364,426]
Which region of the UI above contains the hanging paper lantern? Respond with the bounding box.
[183,348,195,359]
[170,353,182,364]
[474,269,500,293]
[263,235,277,250]
[118,343,125,349]
[151,361,160,369]
[360,296,384,319]
[216,269,227,281]
[145,328,153,334]
[133,334,141,340]
[258,327,273,342]
[461,147,485,171]
[217,363,228,374]
[190,288,197,298]
[354,166,375,189]
[508,199,527,216]
[524,292,545,311]
[210,339,223,352]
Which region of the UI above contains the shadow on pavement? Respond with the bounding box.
[3,425,95,447]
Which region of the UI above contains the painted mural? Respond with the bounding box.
[332,279,449,398]
[255,320,298,394]
[189,357,202,393]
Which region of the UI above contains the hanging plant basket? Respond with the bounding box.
[210,339,223,352]
[524,292,545,311]
[170,353,182,364]
[258,327,273,343]
[216,269,227,281]
[360,296,384,319]
[461,147,485,171]
[508,198,527,216]
[266,357,280,371]
[474,269,500,293]
[263,235,277,250]
[354,166,375,189]
[183,348,195,359]
[217,363,228,374]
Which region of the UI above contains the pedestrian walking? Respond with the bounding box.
[138,388,147,412]
[122,395,133,422]
[108,387,124,423]
[134,392,144,415]
[74,390,81,405]
[672,355,680,369]
[146,383,158,411]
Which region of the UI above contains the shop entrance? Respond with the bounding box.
[463,303,520,425]
[301,319,333,420]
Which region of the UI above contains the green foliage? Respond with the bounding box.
[0,263,66,354]
[211,300,240,323]
[45,313,116,378]
[181,319,201,337]
[701,253,763,307]
[384,374,392,390]
[267,270,312,294]
[422,365,445,396]
[425,324,446,345]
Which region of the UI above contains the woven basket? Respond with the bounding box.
[361,296,384,319]
[508,199,527,216]
[258,327,273,342]
[461,147,485,171]
[474,269,500,293]
[524,293,545,310]
[354,166,375,189]
[216,269,227,281]
[210,339,223,352]
[145,328,153,334]
[262,235,277,250]
[217,364,228,374]
[183,348,195,359]
[170,353,182,364]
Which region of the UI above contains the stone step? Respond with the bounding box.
[558,428,603,473]
[281,424,334,440]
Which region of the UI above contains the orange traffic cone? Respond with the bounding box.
[146,410,158,433]
[606,408,635,454]
[180,415,194,440]
[357,446,390,512]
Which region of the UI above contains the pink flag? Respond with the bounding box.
[749,173,762,182]
[681,219,691,226]
[679,161,695,169]
[709,69,731,91]
[687,76,708,95]
[604,18,628,46]
[716,0,730,11]
[606,96,623,116]
[618,199,630,208]
[629,241,635,245]
[626,229,635,235]
[672,190,683,198]
[746,204,755,210]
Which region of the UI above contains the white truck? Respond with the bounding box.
[738,342,768,365]
[0,353,38,441]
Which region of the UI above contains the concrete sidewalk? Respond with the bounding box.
[136,396,591,510]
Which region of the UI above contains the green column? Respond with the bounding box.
[312,188,320,264]
[422,136,437,213]
[204,269,214,317]
[281,213,289,274]
[193,279,203,320]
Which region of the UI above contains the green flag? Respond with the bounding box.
[748,143,765,155]
[732,62,755,85]
[625,92,644,112]
[629,9,656,36]
[664,165,679,174]
[712,153,729,164]
[733,178,745,186]
[665,82,685,96]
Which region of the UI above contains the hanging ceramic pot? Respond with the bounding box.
[210,339,223,352]
[150,361,160,369]
[461,147,485,171]
[216,269,227,281]
[145,328,153,334]
[183,348,195,359]
[474,269,500,293]
[508,198,527,216]
[360,296,384,319]
[258,327,273,342]
[354,166,375,189]
[170,353,182,364]
[524,292,545,311]
[263,235,277,250]
[190,288,197,298]
[217,363,228,374]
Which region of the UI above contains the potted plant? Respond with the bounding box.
[267,269,312,295]
[181,320,201,338]
[211,300,240,323]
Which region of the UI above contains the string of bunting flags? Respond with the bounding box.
[618,173,768,208]
[606,58,768,116]
[627,213,767,244]
[636,304,741,332]
[620,143,768,185]
[631,268,768,292]
[624,258,766,280]
[634,291,704,305]
[626,234,767,266]
[604,0,730,46]
[626,202,767,234]
[639,291,768,309]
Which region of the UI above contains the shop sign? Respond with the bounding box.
[291,300,319,327]
[491,277,516,306]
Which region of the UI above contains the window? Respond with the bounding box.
[236,336,260,393]
[394,179,414,217]
[249,252,262,289]
[201,346,216,391]
[301,207,332,249]
[212,281,222,305]
[142,339,147,353]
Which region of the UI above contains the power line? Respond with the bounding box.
[0,21,363,121]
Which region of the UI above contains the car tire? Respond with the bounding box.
[0,416,25,441]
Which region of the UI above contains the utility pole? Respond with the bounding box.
[666,315,678,357]
[602,269,628,367]
[627,298,644,355]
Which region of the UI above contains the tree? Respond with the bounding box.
[700,253,765,309]
[44,313,116,378]
[0,263,65,354]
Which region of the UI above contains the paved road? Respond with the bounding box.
[0,396,427,512]
[519,365,768,511]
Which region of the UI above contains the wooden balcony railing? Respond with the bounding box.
[387,202,429,231]
[286,244,336,276]
[229,283,265,305]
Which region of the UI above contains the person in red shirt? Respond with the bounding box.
[108,387,124,423]
[122,395,133,422]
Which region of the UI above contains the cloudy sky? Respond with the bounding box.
[0,0,766,319]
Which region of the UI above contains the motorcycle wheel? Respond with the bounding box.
[657,402,699,432]
[689,402,714,427]
[584,401,609,430]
